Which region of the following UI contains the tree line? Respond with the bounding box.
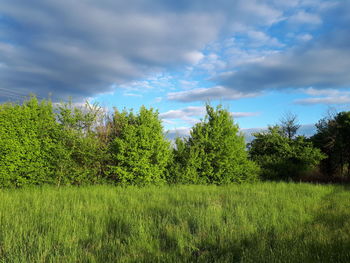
[0,96,348,187]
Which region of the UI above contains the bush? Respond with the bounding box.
[0,97,60,186]
[172,104,259,184]
[0,97,108,187]
[249,126,325,180]
[108,106,172,185]
[55,100,107,185]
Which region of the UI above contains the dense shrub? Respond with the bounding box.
[55,101,107,185]
[172,104,259,184]
[0,97,107,187]
[108,106,172,185]
[0,97,60,186]
[249,126,325,180]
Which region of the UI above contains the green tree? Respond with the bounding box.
[172,104,259,184]
[55,100,107,185]
[311,111,350,177]
[249,126,325,180]
[108,106,172,185]
[0,97,60,186]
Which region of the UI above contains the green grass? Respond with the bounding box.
[0,183,349,262]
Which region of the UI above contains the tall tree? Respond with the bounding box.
[172,104,259,184]
[108,106,172,185]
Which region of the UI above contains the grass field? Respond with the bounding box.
[0,183,349,262]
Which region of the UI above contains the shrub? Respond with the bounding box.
[108,106,172,185]
[249,126,325,180]
[0,97,60,186]
[172,104,259,184]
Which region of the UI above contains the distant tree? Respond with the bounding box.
[108,106,172,185]
[249,125,325,180]
[172,104,259,184]
[280,112,301,139]
[311,111,350,177]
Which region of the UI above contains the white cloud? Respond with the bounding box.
[297,33,313,42]
[295,96,350,105]
[123,93,143,97]
[160,106,206,119]
[160,105,259,126]
[231,112,260,118]
[166,127,191,140]
[246,30,283,47]
[289,10,322,25]
[295,88,350,105]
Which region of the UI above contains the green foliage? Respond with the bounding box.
[55,100,107,185]
[0,97,60,186]
[108,106,172,185]
[0,97,107,187]
[311,111,350,176]
[249,125,325,180]
[172,104,259,184]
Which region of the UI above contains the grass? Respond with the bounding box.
[0,183,349,262]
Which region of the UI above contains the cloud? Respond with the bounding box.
[297,33,313,42]
[216,1,350,93]
[0,0,285,101]
[231,112,260,118]
[123,93,143,97]
[288,10,322,25]
[160,105,259,126]
[295,96,350,105]
[160,106,206,119]
[301,87,350,97]
[241,124,317,142]
[167,86,261,102]
[160,106,205,125]
[295,87,350,105]
[166,127,191,141]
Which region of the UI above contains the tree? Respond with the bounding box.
[172,104,259,184]
[280,112,301,139]
[248,125,325,180]
[0,97,60,186]
[54,100,107,185]
[311,111,350,177]
[108,106,172,185]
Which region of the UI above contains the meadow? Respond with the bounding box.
[0,183,349,262]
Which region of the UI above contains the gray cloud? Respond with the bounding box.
[0,0,287,101]
[167,86,260,102]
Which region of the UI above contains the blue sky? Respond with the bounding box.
[1,0,350,138]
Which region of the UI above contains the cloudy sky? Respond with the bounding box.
[1,0,350,137]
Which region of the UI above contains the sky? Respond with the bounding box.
[1,0,350,139]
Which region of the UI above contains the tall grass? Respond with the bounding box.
[0,183,349,262]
